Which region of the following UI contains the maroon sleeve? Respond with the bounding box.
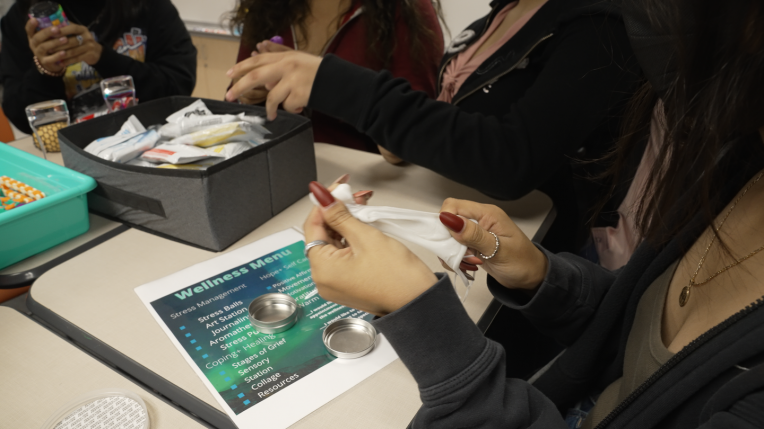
[387,0,444,98]
[236,40,251,63]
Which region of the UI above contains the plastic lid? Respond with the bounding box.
[29,2,59,17]
[40,388,150,429]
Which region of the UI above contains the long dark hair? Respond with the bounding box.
[21,0,147,46]
[229,0,443,69]
[599,0,764,248]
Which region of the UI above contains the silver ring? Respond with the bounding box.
[76,35,84,46]
[304,240,328,257]
[479,232,500,260]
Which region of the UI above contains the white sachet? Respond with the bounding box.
[205,141,255,159]
[126,158,157,168]
[310,184,470,286]
[168,122,269,148]
[160,113,268,139]
[98,130,160,163]
[84,115,145,155]
[142,143,220,164]
[165,99,213,123]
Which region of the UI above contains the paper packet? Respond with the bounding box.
[84,115,145,155]
[142,143,220,165]
[168,122,268,148]
[165,99,213,123]
[98,130,160,163]
[156,158,222,170]
[205,142,256,160]
[160,113,267,139]
[126,158,157,168]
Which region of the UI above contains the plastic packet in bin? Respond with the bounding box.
[141,143,220,165]
[84,115,145,155]
[167,121,269,148]
[97,130,160,163]
[159,112,266,139]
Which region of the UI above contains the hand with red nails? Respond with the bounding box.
[439,198,548,292]
[225,50,321,121]
[25,18,102,74]
[304,180,437,316]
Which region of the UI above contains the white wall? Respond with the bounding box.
[440,0,492,44]
[169,0,493,41]
[170,0,237,26]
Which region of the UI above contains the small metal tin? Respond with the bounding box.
[322,318,377,359]
[248,293,299,334]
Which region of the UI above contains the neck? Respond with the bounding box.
[309,0,353,17]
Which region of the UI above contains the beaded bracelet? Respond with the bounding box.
[33,56,65,77]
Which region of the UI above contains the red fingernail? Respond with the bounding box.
[334,173,350,184]
[439,212,465,233]
[463,255,484,265]
[353,190,373,199]
[459,262,478,272]
[309,181,335,207]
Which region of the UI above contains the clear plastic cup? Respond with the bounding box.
[25,99,70,158]
[101,75,137,112]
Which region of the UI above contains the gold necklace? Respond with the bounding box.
[680,171,764,307]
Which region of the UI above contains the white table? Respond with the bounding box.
[0,139,127,288]
[28,143,554,428]
[0,307,210,428]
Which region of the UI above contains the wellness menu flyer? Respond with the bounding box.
[135,229,398,429]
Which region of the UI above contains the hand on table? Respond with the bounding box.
[26,19,102,73]
[439,199,548,292]
[226,50,322,121]
[304,179,437,316]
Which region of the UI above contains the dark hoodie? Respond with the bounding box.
[374,139,764,428]
[309,0,642,253]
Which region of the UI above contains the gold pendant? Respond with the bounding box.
[679,285,692,307]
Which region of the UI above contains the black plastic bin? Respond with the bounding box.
[58,96,316,251]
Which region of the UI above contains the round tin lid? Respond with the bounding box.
[248,293,298,334]
[40,388,150,429]
[322,318,377,359]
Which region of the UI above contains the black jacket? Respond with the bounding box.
[309,0,641,253]
[0,0,196,133]
[373,146,764,428]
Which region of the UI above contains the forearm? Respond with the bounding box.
[309,17,639,201]
[374,274,568,428]
[309,56,539,200]
[489,246,616,345]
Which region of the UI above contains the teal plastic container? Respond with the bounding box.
[0,143,96,270]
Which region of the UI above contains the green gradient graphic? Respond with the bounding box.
[150,241,372,415]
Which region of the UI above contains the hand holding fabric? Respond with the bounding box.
[439,198,548,291]
[304,181,438,316]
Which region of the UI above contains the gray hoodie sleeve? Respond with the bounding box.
[374,274,569,429]
[487,246,617,346]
